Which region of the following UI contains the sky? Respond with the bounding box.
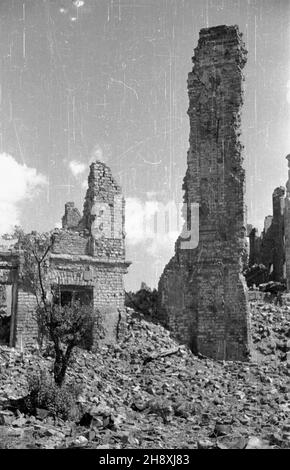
[0,0,289,290]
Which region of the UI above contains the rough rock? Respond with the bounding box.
[0,303,289,449]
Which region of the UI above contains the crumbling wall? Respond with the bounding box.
[259,187,285,281]
[52,231,89,256]
[158,25,251,361]
[49,255,126,308]
[0,285,10,344]
[49,161,129,348]
[0,161,130,350]
[284,155,290,290]
[248,187,285,284]
[15,289,38,349]
[62,202,81,230]
[81,162,124,242]
[0,253,19,347]
[158,244,198,351]
[248,228,261,267]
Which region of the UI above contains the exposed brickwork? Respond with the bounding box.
[0,285,7,316]
[0,252,19,346]
[15,290,38,349]
[248,186,286,284]
[0,161,130,350]
[248,227,261,267]
[246,156,290,289]
[52,231,89,256]
[158,245,198,351]
[259,187,285,280]
[284,155,290,290]
[158,25,251,361]
[62,202,82,230]
[81,162,124,241]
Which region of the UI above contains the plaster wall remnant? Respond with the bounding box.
[158,25,251,361]
[0,161,130,349]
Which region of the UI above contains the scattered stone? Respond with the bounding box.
[197,439,215,449]
[36,408,50,420]
[216,435,248,450]
[213,423,232,437]
[72,435,88,447]
[0,299,289,449]
[0,411,15,426]
[246,437,271,449]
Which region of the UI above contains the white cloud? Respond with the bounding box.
[125,197,146,245]
[69,160,86,177]
[0,153,47,234]
[125,197,182,256]
[146,231,180,258]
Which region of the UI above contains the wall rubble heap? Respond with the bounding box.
[158,25,251,361]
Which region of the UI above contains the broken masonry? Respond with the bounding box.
[158,25,251,361]
[248,154,290,291]
[0,161,131,349]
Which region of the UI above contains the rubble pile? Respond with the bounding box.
[0,304,289,449]
[250,301,290,362]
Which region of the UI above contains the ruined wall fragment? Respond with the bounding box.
[62,202,81,230]
[248,228,261,267]
[0,161,130,350]
[259,187,285,281]
[158,25,251,360]
[50,161,129,347]
[284,155,290,290]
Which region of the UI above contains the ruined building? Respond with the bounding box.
[284,155,290,290]
[248,187,285,283]
[0,161,130,348]
[158,25,251,361]
[248,155,290,289]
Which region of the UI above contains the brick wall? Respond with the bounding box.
[158,25,251,361]
[52,231,89,256]
[157,246,198,351]
[15,289,38,349]
[259,187,285,280]
[284,155,290,290]
[62,202,81,229]
[49,256,128,347]
[49,257,126,308]
[0,161,130,350]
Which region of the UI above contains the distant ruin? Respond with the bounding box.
[248,154,290,290]
[0,161,130,348]
[158,25,251,361]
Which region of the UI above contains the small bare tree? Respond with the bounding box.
[41,299,94,386]
[15,228,95,386]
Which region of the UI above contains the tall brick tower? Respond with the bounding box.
[158,25,251,361]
